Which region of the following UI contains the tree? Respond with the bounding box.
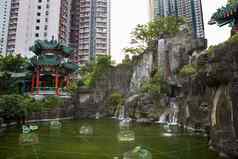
[141,70,169,96]
[81,55,113,88]
[106,91,124,115]
[0,95,63,124]
[124,16,186,55]
[0,54,29,94]
[0,54,28,72]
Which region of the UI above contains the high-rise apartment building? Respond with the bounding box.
[149,0,176,18]
[149,0,205,39]
[6,0,72,56]
[0,0,11,54]
[70,0,111,64]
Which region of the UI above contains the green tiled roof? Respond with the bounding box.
[62,62,79,72]
[210,1,238,27]
[30,39,74,57]
[38,55,60,66]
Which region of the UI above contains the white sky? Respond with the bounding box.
[111,0,230,63]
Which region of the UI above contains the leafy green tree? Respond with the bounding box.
[106,91,124,114]
[141,70,169,96]
[82,55,112,88]
[0,95,63,124]
[0,54,28,72]
[0,54,29,94]
[179,64,197,77]
[124,16,186,55]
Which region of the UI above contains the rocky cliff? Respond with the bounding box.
[76,29,238,158]
[177,37,238,158]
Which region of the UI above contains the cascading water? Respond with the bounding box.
[157,98,178,125]
[118,104,125,120]
[168,101,178,125]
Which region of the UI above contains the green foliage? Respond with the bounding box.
[0,95,63,122]
[107,91,124,106]
[41,96,64,110]
[124,16,186,55]
[141,70,168,96]
[132,16,186,42]
[123,47,145,55]
[0,54,28,72]
[81,55,112,88]
[66,81,78,94]
[106,91,124,114]
[0,54,28,94]
[179,64,197,77]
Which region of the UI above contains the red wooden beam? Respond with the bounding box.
[31,73,35,95]
[36,69,40,95]
[55,71,59,96]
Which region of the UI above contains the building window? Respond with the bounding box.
[45,11,49,15]
[38,0,42,3]
[36,19,40,23]
[45,18,48,22]
[37,12,41,16]
[38,6,41,9]
[36,26,40,30]
[35,33,39,37]
[46,4,49,8]
[44,32,47,37]
[44,25,48,30]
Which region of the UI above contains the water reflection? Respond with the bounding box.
[119,119,130,130]
[50,120,62,129]
[118,130,135,142]
[162,124,179,137]
[19,133,39,145]
[123,146,152,159]
[79,124,94,136]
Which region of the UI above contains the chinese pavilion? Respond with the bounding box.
[29,39,79,97]
[209,0,238,34]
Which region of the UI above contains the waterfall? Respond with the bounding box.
[158,111,168,123]
[211,86,223,127]
[118,104,125,120]
[157,98,178,125]
[168,101,178,125]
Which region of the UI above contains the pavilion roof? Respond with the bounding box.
[30,39,74,57]
[209,1,238,27]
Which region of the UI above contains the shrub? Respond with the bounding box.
[179,64,197,77]
[141,70,168,96]
[106,91,124,114]
[0,95,63,123]
[82,55,112,88]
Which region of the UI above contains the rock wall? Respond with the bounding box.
[177,40,238,158]
[129,50,154,94]
[75,29,206,120]
[75,64,133,118]
[28,100,75,121]
[75,28,238,157]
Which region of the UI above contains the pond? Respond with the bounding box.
[0,119,221,159]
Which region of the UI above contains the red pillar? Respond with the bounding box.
[31,73,35,95]
[55,71,59,96]
[58,79,61,96]
[36,69,40,95]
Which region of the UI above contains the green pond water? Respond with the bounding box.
[0,119,221,159]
